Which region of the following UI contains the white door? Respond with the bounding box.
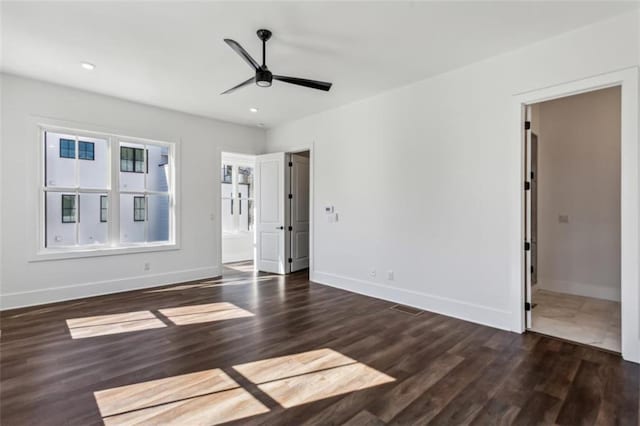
[289,153,310,272]
[256,152,289,274]
[289,154,309,272]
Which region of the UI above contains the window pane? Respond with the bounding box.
[79,193,108,245]
[46,192,77,247]
[100,196,108,222]
[147,194,170,242]
[221,164,232,183]
[134,148,145,173]
[45,132,76,187]
[146,145,170,192]
[133,196,146,222]
[120,143,145,191]
[78,136,108,189]
[120,194,145,243]
[59,138,75,158]
[78,141,95,160]
[238,166,254,198]
[61,194,77,223]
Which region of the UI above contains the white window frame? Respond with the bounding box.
[32,123,179,261]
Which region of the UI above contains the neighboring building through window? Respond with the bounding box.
[61,194,76,223]
[133,196,146,222]
[120,146,146,173]
[43,129,173,250]
[100,196,108,223]
[78,141,95,160]
[59,138,75,159]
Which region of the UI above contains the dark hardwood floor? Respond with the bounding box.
[1,263,638,425]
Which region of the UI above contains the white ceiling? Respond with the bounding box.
[2,1,638,128]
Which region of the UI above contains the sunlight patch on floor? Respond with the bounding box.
[94,369,269,425]
[93,348,394,424]
[159,302,254,325]
[66,311,166,339]
[233,348,395,408]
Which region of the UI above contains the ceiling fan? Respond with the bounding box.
[221,29,332,95]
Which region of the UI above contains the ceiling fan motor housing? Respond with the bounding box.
[256,68,273,87]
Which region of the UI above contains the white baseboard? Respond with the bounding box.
[311,270,513,331]
[537,279,620,302]
[0,265,221,310]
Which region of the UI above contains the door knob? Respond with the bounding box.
[276,226,284,230]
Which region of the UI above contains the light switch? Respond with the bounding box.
[559,215,569,223]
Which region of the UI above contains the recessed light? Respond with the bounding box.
[249,107,258,113]
[81,62,95,71]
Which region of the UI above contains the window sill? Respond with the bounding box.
[30,243,179,262]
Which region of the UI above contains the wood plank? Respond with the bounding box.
[0,264,637,425]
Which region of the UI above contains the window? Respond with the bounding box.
[100,196,108,223]
[61,194,76,223]
[78,141,95,160]
[133,196,146,221]
[120,147,146,173]
[221,164,232,183]
[42,128,174,253]
[59,138,75,158]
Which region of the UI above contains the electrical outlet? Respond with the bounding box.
[369,269,376,278]
[387,270,394,280]
[559,215,569,223]
[144,262,151,271]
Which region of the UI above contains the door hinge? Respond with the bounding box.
[524,121,531,130]
[288,194,293,199]
[288,258,293,263]
[525,302,531,311]
[288,226,293,231]
[524,181,531,190]
[524,241,531,251]
[288,161,293,167]
[530,171,535,180]
[531,265,534,274]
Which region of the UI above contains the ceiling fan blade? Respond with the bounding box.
[221,76,255,95]
[273,75,332,91]
[224,39,260,70]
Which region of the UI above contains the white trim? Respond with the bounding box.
[511,67,640,363]
[312,271,512,331]
[30,243,179,262]
[220,151,258,269]
[285,144,315,275]
[0,266,220,311]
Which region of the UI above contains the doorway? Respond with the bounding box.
[255,150,311,275]
[525,87,621,352]
[221,152,256,274]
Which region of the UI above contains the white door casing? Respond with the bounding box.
[289,153,310,272]
[256,152,289,274]
[524,105,533,329]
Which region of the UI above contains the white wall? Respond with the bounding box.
[0,74,265,309]
[534,88,621,301]
[266,10,640,331]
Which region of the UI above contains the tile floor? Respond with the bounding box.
[531,287,621,352]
